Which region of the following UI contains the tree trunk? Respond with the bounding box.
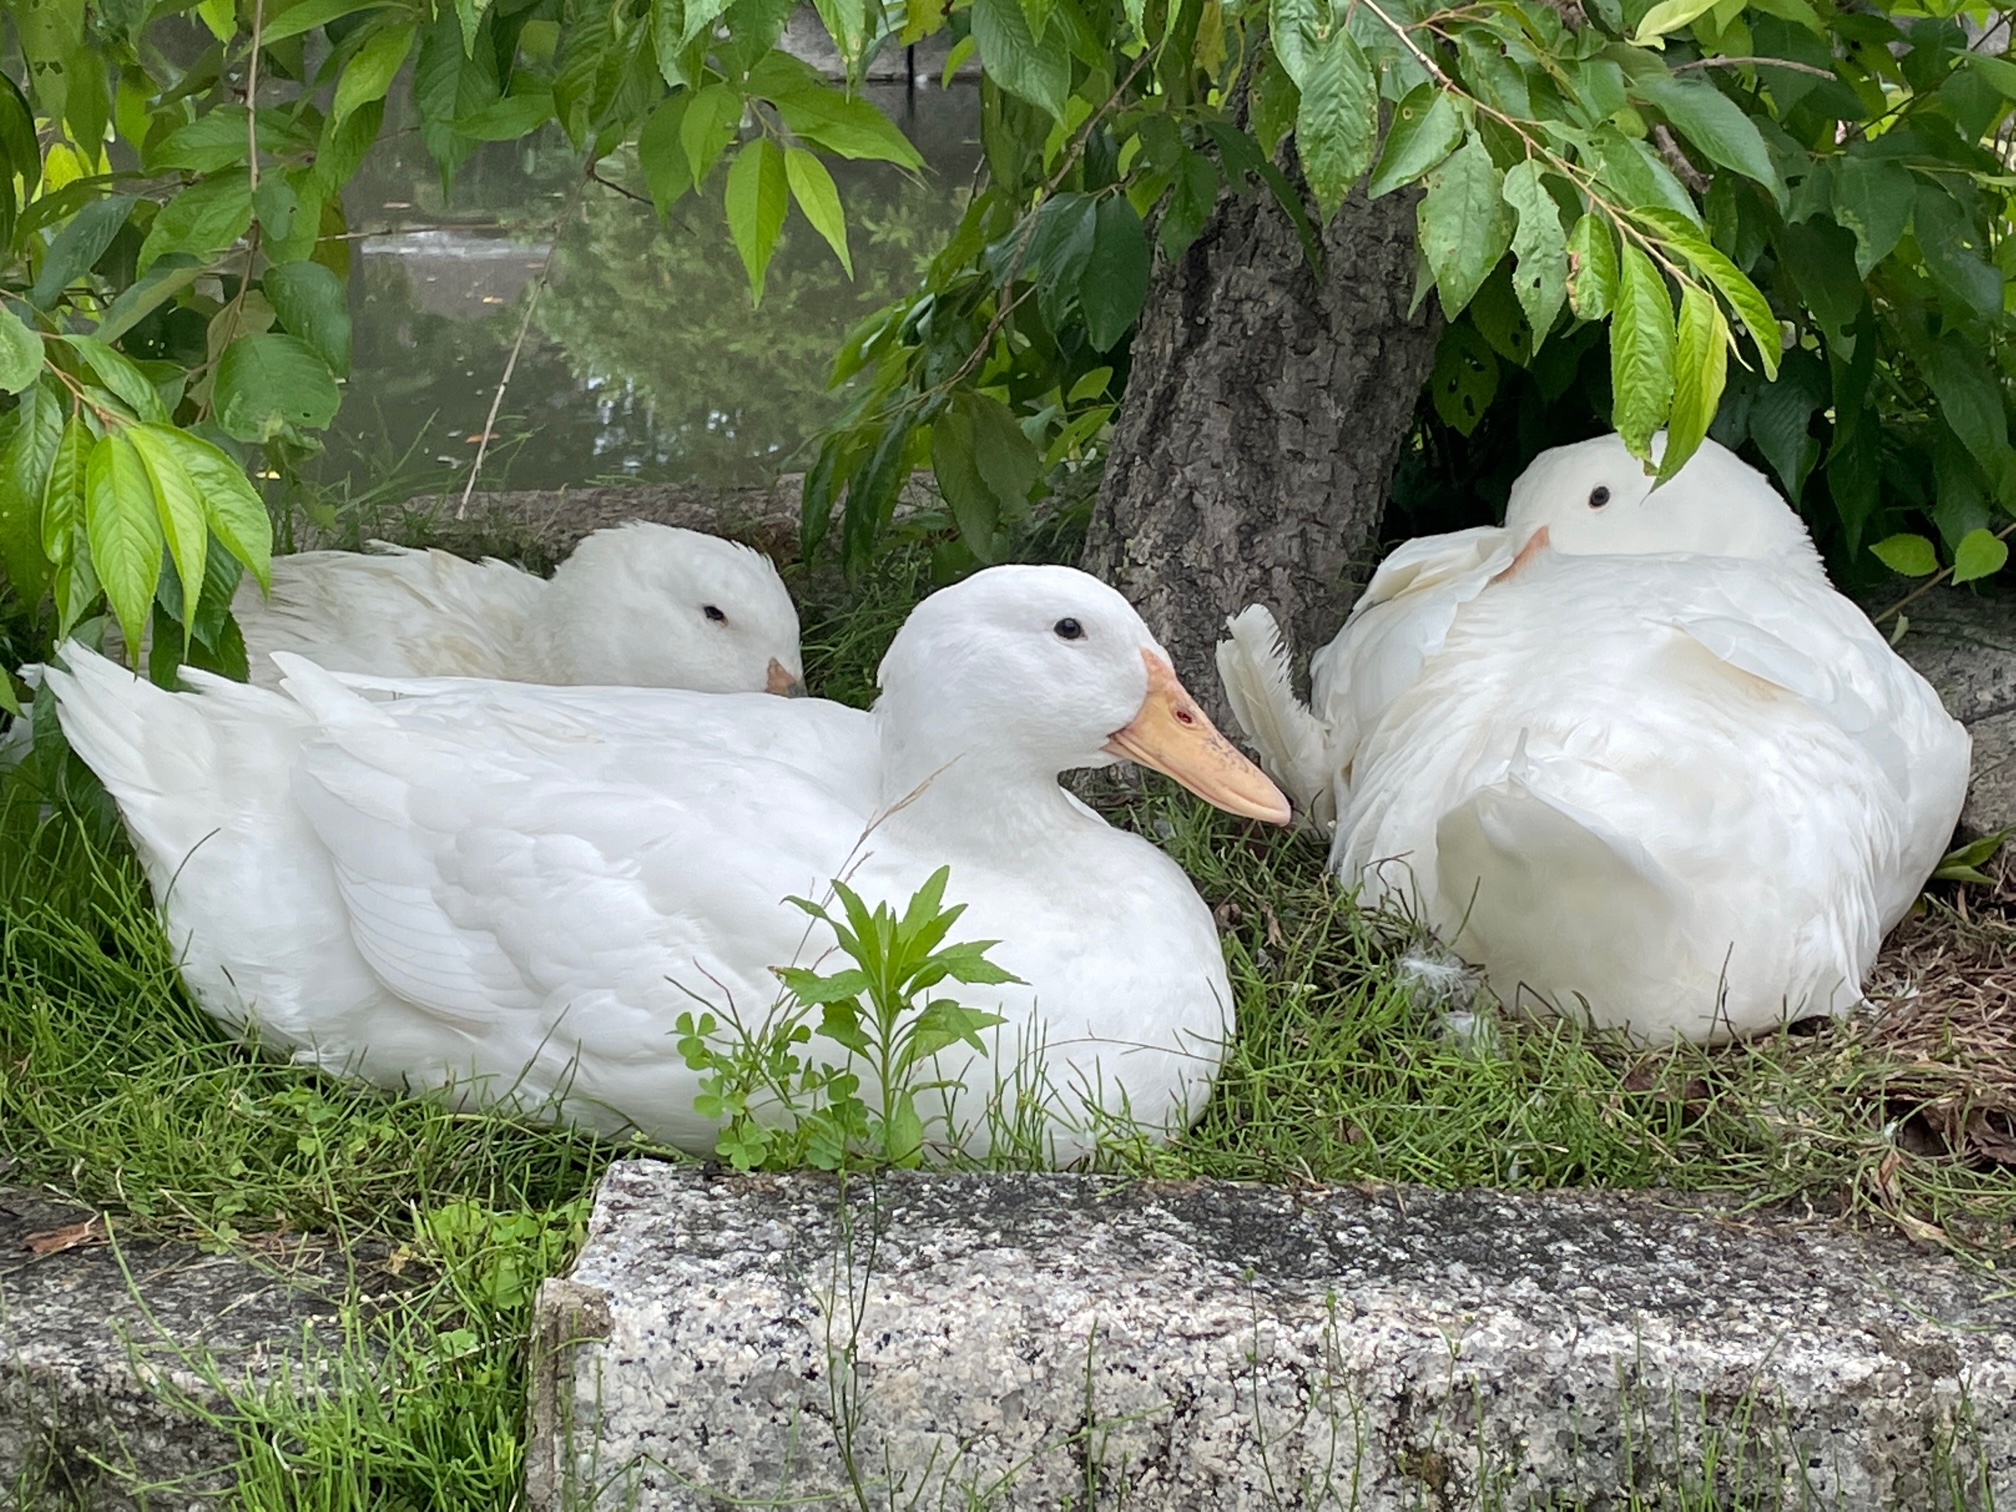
[1080,181,1441,719]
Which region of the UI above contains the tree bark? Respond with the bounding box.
[1080,181,1441,719]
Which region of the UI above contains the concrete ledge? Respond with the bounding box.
[529,1161,2015,1510]
[0,1191,350,1510]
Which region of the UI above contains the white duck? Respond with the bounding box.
[1218,433,1970,1044]
[49,565,1289,1162]
[118,522,807,695]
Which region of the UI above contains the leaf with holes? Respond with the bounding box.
[1567,213,1617,321]
[725,138,788,305]
[1610,243,1675,460]
[1369,85,1461,200]
[213,333,341,443]
[85,430,163,658]
[1418,136,1511,321]
[1293,25,1377,216]
[1502,162,1567,354]
[1430,321,1499,436]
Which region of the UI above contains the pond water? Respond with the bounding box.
[317,82,980,501]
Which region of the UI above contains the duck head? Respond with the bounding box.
[1503,433,1821,568]
[875,564,1291,825]
[528,523,807,694]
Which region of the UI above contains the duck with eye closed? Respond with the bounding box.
[1216,432,1970,1045]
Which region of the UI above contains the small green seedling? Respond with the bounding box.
[1933,829,2010,887]
[676,865,1021,1172]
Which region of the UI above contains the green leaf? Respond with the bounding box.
[1269,0,1318,88]
[1935,827,2010,884]
[56,335,169,422]
[783,146,850,277]
[1914,183,2004,319]
[1659,284,1728,485]
[261,0,394,44]
[1632,0,1715,44]
[1502,161,1567,354]
[931,390,1041,560]
[680,83,743,185]
[767,80,923,167]
[1631,74,1782,204]
[724,137,788,305]
[212,333,342,443]
[39,412,87,563]
[0,386,59,600]
[125,425,207,631]
[454,88,555,141]
[1429,319,1498,435]
[1951,528,2010,586]
[262,261,352,376]
[1566,212,1617,321]
[1417,135,1512,321]
[637,94,693,215]
[332,21,416,126]
[1368,85,1461,200]
[972,0,1070,119]
[136,171,254,274]
[1079,196,1150,351]
[1294,25,1377,216]
[1830,156,1912,279]
[161,428,271,591]
[85,430,162,658]
[1160,150,1218,260]
[678,0,732,47]
[27,195,136,309]
[1610,242,1676,459]
[196,0,234,39]
[1870,532,1939,578]
[0,306,41,394]
[1920,332,2014,503]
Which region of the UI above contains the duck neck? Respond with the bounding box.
[872,708,1093,852]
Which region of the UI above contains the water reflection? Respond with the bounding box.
[319,85,978,496]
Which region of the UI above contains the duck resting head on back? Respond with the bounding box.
[515,523,807,693]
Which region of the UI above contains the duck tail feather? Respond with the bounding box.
[1216,604,1331,818]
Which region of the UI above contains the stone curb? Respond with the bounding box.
[0,1191,354,1511]
[528,1161,2016,1511]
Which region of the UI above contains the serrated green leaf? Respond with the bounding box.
[680,83,742,185]
[332,21,415,126]
[1611,242,1675,459]
[84,429,162,659]
[1567,212,1617,321]
[136,170,254,274]
[1632,74,1781,204]
[160,428,271,591]
[1951,528,2010,586]
[1269,0,1318,88]
[783,146,850,277]
[1417,135,1512,321]
[1870,532,1939,577]
[972,0,1070,119]
[1632,0,1715,44]
[1080,196,1150,351]
[1830,156,1912,278]
[761,67,923,167]
[1368,85,1461,200]
[0,306,41,393]
[1639,214,1780,378]
[1502,161,1567,353]
[262,261,352,376]
[39,412,87,563]
[212,333,341,443]
[1294,25,1377,216]
[1659,284,1728,484]
[125,424,207,632]
[724,137,788,305]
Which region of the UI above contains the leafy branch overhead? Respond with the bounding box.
[0,0,2012,672]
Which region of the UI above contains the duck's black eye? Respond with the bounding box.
[1054,617,1084,641]
[703,605,727,623]
[1588,486,1612,510]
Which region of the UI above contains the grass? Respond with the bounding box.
[1,534,2012,1506]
